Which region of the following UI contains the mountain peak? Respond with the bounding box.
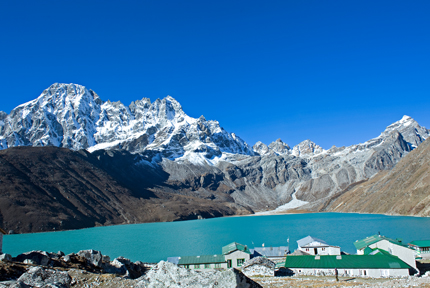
[0,83,254,161]
[292,139,324,157]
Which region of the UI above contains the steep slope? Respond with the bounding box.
[322,138,430,216]
[0,147,251,233]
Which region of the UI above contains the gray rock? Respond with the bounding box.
[0,253,12,261]
[136,260,262,288]
[16,266,71,288]
[15,251,51,266]
[77,249,102,267]
[102,258,128,275]
[241,257,275,277]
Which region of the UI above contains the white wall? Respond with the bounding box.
[181,262,228,271]
[290,267,409,278]
[299,245,340,255]
[368,240,417,270]
[225,250,251,268]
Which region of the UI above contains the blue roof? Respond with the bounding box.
[252,246,289,257]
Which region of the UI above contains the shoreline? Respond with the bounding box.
[3,210,428,236]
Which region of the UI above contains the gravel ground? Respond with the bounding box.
[252,275,430,288]
[64,270,430,288]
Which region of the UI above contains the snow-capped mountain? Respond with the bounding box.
[0,83,254,162]
[1,83,430,214]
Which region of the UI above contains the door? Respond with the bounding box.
[314,248,318,255]
[227,259,232,268]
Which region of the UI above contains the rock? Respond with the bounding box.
[102,258,128,275]
[102,255,110,262]
[15,251,51,266]
[241,257,275,277]
[136,260,262,288]
[62,253,74,263]
[16,266,71,288]
[102,257,148,279]
[0,253,12,262]
[77,250,102,267]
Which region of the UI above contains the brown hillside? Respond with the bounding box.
[323,138,430,216]
[0,147,250,233]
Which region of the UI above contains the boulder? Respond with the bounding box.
[102,258,128,275]
[241,257,275,277]
[0,253,12,262]
[16,266,71,288]
[136,261,262,288]
[77,250,102,267]
[102,257,148,279]
[14,251,51,266]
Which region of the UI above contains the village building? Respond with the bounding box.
[408,240,430,260]
[167,242,251,271]
[283,254,411,278]
[0,228,6,254]
[250,246,289,263]
[297,236,341,255]
[354,234,417,271]
[222,242,251,268]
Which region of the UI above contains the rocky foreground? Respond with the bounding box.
[2,251,430,287]
[0,250,261,288]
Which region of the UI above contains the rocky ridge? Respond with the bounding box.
[0,83,429,224]
[322,137,430,216]
[0,83,254,163]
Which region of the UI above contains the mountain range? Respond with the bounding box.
[0,83,429,233]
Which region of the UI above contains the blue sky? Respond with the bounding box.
[1,0,429,149]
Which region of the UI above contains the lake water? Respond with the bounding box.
[3,213,430,263]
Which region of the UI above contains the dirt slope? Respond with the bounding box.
[323,138,430,216]
[0,147,250,233]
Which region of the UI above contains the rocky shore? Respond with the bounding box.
[0,250,261,287]
[1,250,430,287]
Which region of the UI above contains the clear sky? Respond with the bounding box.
[1,0,429,149]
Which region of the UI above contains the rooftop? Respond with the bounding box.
[222,242,251,255]
[252,246,289,257]
[409,240,430,248]
[297,236,329,247]
[178,255,226,265]
[284,254,411,269]
[354,234,409,250]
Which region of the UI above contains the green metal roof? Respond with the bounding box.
[284,254,411,269]
[365,248,392,256]
[409,240,430,248]
[178,255,226,265]
[222,242,251,255]
[354,234,409,250]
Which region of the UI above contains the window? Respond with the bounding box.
[184,265,190,269]
[237,259,245,266]
[204,264,210,269]
[194,264,200,269]
[215,263,221,268]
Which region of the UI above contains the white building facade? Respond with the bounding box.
[297,236,341,255]
[355,235,417,271]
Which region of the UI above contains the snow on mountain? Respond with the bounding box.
[0,83,255,163]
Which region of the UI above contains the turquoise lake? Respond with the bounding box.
[4,213,430,263]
